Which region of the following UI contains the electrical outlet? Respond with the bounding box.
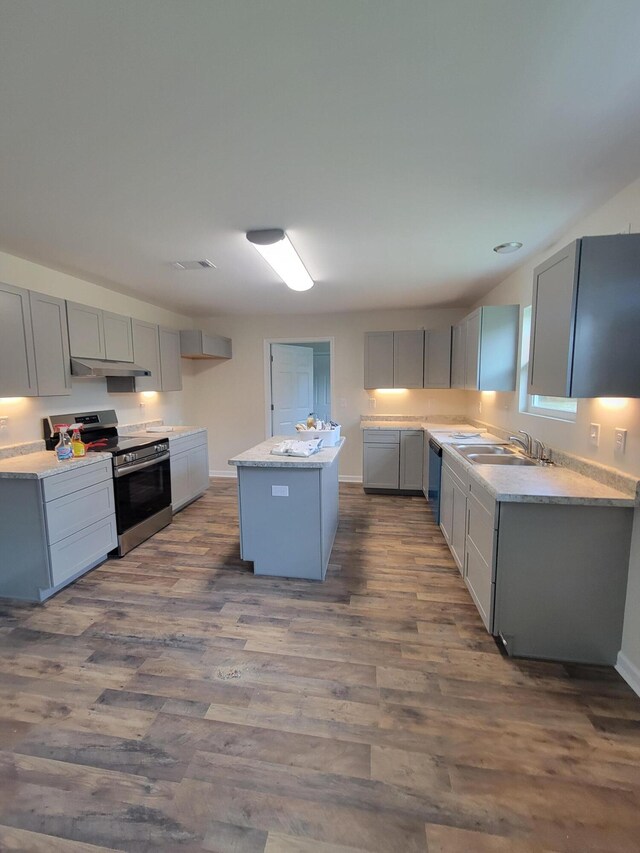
[340,397,347,409]
[139,401,146,409]
[589,423,600,447]
[0,415,8,429]
[614,427,627,454]
[368,397,376,410]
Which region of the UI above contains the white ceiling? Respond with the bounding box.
[2,0,640,317]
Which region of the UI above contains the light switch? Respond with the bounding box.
[271,485,289,497]
[614,428,627,454]
[589,423,600,447]
[368,397,376,410]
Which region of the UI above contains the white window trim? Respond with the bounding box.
[519,306,577,422]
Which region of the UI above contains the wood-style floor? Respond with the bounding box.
[1,481,639,852]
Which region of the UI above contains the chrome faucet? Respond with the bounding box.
[509,430,533,456]
[532,438,552,464]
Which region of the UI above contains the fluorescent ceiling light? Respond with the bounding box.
[246,229,314,291]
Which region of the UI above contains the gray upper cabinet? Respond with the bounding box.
[451,322,466,389]
[158,326,182,392]
[364,332,394,389]
[464,310,481,390]
[424,327,452,388]
[68,302,134,363]
[131,319,162,391]
[180,329,232,359]
[29,292,72,396]
[454,305,519,392]
[103,311,134,362]
[66,301,106,359]
[366,328,451,390]
[0,282,38,396]
[529,234,640,398]
[393,330,424,388]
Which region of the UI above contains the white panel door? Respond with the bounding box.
[271,344,314,436]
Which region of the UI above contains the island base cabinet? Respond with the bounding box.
[238,464,338,581]
[494,502,633,665]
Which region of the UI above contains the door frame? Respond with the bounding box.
[264,337,336,437]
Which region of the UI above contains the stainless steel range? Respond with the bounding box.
[44,409,172,556]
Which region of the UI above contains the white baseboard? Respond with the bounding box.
[339,475,362,483]
[616,651,640,697]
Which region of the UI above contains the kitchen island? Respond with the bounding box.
[229,436,345,580]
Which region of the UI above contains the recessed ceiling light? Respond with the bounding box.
[246,229,314,292]
[171,259,217,270]
[493,242,523,254]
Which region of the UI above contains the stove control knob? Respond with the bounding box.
[156,444,167,453]
[124,453,135,464]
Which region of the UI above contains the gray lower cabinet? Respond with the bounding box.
[439,451,634,664]
[424,327,452,388]
[159,326,183,391]
[29,291,72,396]
[0,281,38,396]
[529,234,640,397]
[170,431,209,512]
[0,459,117,602]
[363,429,423,493]
[400,431,424,490]
[440,454,467,572]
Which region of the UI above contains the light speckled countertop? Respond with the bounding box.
[142,426,207,441]
[0,450,113,480]
[230,436,345,468]
[442,444,636,507]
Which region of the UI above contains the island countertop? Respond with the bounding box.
[229,436,345,469]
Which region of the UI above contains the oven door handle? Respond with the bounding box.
[113,452,170,478]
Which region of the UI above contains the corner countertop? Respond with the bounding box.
[230,437,345,469]
[442,444,637,507]
[0,450,113,480]
[143,426,207,441]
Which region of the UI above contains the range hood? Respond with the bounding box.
[70,358,151,378]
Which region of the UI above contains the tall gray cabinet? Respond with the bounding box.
[0,282,38,396]
[529,233,640,398]
[29,292,72,396]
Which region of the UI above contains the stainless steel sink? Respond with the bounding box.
[453,444,514,456]
[466,453,537,466]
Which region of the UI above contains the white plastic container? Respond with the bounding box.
[295,425,341,446]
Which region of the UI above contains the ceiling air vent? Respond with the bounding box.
[171,259,217,270]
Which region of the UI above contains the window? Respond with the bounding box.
[519,306,577,421]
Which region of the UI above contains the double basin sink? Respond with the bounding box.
[452,444,537,466]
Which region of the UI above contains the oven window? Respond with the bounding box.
[113,458,171,532]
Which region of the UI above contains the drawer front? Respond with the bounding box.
[45,479,116,546]
[169,431,207,454]
[363,429,400,444]
[42,459,113,502]
[442,458,466,493]
[442,450,468,489]
[469,478,497,522]
[49,515,117,588]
